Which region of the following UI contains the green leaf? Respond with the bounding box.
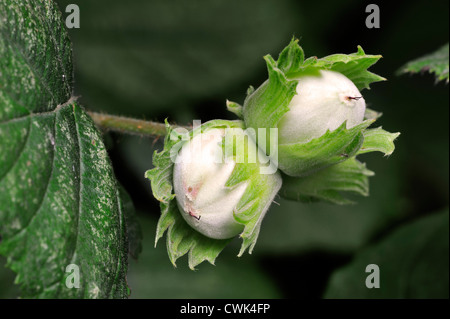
[278,120,374,176]
[313,46,386,90]
[397,44,449,83]
[358,127,400,156]
[243,54,298,131]
[324,210,449,298]
[276,37,305,75]
[156,201,231,270]
[0,0,129,298]
[144,121,178,204]
[145,120,247,269]
[274,39,385,91]
[223,129,282,256]
[226,100,243,119]
[280,158,374,205]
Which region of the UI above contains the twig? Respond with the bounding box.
[87,111,187,137]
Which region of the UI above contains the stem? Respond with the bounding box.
[87,111,185,137]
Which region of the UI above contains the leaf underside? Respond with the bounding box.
[0,0,130,298]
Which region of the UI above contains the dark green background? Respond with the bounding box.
[1,0,448,298]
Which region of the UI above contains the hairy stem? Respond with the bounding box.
[87,111,183,136]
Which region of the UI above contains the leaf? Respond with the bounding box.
[278,120,374,176]
[280,158,374,205]
[314,46,386,91]
[0,0,129,298]
[324,210,449,298]
[157,201,231,270]
[226,100,243,119]
[276,37,305,75]
[243,54,298,132]
[275,39,385,91]
[223,129,282,256]
[144,121,178,204]
[358,127,400,156]
[145,120,246,269]
[397,44,449,83]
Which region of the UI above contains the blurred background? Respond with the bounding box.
[1,0,448,298]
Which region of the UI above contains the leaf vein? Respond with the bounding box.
[1,28,57,107]
[25,1,72,98]
[0,118,32,182]
[5,114,57,240]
